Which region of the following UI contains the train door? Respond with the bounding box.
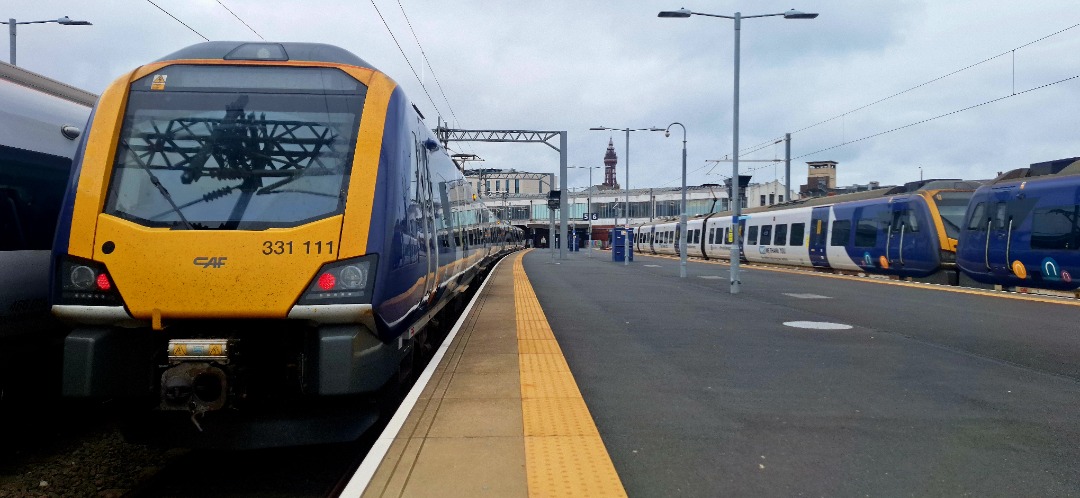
[809,206,830,268]
[885,199,917,269]
[674,224,682,257]
[984,186,1034,277]
[416,136,438,305]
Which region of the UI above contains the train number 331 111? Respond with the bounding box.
[261,240,334,255]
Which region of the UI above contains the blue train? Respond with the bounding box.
[0,62,94,401]
[50,42,521,447]
[957,157,1080,291]
[635,180,979,283]
[638,159,1080,296]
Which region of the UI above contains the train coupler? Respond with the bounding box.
[160,339,231,429]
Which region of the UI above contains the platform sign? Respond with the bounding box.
[580,213,600,221]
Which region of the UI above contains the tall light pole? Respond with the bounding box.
[7,16,92,66]
[652,123,688,277]
[590,126,653,266]
[569,165,601,258]
[659,7,817,294]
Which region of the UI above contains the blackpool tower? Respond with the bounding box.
[602,138,620,190]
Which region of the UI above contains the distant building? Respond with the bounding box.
[800,160,837,198]
[745,180,794,208]
[463,168,556,197]
[797,160,885,198]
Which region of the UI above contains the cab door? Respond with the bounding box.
[809,206,830,268]
[885,199,915,269]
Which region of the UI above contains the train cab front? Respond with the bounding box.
[49,49,403,441]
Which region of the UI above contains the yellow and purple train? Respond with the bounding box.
[51,42,521,446]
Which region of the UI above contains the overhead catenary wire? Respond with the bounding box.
[214,0,265,40]
[396,0,460,128]
[794,73,1080,160]
[369,0,444,126]
[790,22,1080,138]
[393,0,475,156]
[733,22,1080,167]
[145,0,209,41]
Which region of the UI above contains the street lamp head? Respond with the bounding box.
[588,127,608,131]
[782,9,818,19]
[658,8,692,18]
[55,16,92,25]
[665,130,671,138]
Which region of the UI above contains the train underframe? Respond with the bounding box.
[61,300,463,448]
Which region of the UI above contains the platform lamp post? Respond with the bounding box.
[589,126,654,266]
[7,16,92,66]
[651,123,688,277]
[658,7,817,294]
[569,165,600,258]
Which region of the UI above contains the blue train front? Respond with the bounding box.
[50,42,511,446]
[957,158,1080,291]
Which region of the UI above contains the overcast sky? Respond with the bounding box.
[9,1,1080,192]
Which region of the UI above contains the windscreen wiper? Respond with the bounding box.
[120,139,194,230]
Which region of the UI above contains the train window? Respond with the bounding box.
[759,225,772,245]
[967,202,986,230]
[693,229,700,244]
[907,210,920,232]
[708,228,714,244]
[773,224,788,246]
[1031,206,1080,250]
[747,226,759,245]
[855,217,878,247]
[105,65,366,230]
[0,147,71,251]
[790,223,805,246]
[994,202,1008,230]
[830,220,851,246]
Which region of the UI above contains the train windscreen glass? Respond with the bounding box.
[104,65,367,230]
[934,191,973,239]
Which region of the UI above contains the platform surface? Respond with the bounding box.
[357,249,1080,496]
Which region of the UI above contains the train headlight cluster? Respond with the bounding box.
[297,255,377,305]
[57,256,122,305]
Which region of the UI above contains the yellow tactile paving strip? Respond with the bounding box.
[513,252,627,498]
[359,252,625,498]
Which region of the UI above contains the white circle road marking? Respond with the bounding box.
[783,321,853,330]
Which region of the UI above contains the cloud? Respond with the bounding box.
[9,0,1080,192]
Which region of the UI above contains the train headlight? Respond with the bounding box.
[296,255,377,305]
[339,265,366,289]
[56,256,123,306]
[70,265,95,290]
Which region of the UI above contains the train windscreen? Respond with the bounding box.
[104,65,367,230]
[933,191,973,240]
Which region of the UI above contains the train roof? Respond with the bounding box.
[671,179,981,221]
[0,62,94,158]
[988,157,1080,185]
[156,42,377,71]
[0,61,97,106]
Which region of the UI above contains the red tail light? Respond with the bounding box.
[96,273,112,291]
[317,273,336,291]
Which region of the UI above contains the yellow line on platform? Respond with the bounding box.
[512,251,627,498]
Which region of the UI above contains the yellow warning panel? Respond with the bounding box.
[525,436,627,498]
[518,339,562,355]
[519,370,582,399]
[523,397,601,437]
[520,353,571,373]
[150,74,167,90]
